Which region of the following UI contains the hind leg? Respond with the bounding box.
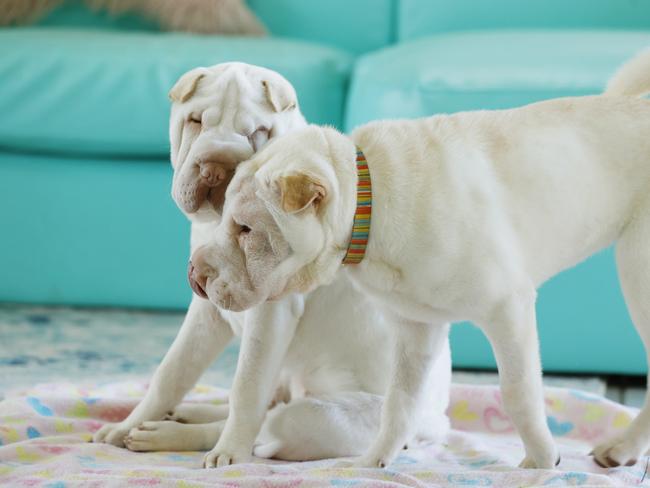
[254,392,449,462]
[253,336,452,462]
[592,211,650,467]
[480,287,558,469]
[253,392,391,461]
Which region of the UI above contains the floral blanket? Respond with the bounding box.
[0,382,646,487]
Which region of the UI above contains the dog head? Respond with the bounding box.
[187,125,359,311]
[169,62,306,222]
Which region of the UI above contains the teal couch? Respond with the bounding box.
[1,0,649,375]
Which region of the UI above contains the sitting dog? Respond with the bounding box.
[93,62,451,466]
[189,52,650,469]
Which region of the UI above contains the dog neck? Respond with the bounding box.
[342,147,372,264]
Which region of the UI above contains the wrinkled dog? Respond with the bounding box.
[94,63,451,466]
[191,52,650,469]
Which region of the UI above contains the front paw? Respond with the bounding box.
[519,449,561,469]
[125,421,188,452]
[204,445,251,468]
[592,436,644,468]
[92,422,131,447]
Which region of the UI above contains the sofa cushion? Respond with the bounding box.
[346,30,650,130]
[247,0,394,56]
[0,28,351,157]
[398,0,650,42]
[40,0,395,56]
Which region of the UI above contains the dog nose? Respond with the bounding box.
[199,162,227,187]
[187,261,208,299]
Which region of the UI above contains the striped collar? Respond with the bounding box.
[342,147,372,264]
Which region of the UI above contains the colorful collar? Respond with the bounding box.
[342,147,372,264]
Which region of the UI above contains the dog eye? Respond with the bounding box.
[240,225,252,235]
[188,115,202,124]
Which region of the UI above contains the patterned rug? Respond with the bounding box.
[0,305,238,397]
[1,304,649,486]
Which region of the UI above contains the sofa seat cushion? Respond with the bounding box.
[346,29,650,130]
[0,28,351,157]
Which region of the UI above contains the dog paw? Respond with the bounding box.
[124,421,195,452]
[204,446,251,468]
[519,455,560,469]
[592,437,643,468]
[92,422,130,447]
[518,445,560,469]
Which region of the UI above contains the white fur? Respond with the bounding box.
[199,52,650,469]
[93,63,451,466]
[606,49,650,98]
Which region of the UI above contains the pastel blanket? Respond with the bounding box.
[0,382,647,487]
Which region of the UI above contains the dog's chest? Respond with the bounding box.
[346,262,456,324]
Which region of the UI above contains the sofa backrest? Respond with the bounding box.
[38,0,396,55]
[248,0,395,55]
[398,0,650,42]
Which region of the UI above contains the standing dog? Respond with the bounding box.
[189,52,650,469]
[93,63,451,466]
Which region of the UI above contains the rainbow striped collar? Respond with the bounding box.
[342,147,372,265]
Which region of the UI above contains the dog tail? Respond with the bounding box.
[605,49,650,98]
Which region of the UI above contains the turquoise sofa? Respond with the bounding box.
[1,0,649,374]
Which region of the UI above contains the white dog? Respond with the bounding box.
[189,52,650,470]
[93,63,451,466]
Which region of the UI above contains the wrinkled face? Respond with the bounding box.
[188,174,292,311]
[188,126,358,312]
[169,62,306,222]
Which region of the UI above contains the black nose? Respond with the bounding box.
[187,261,208,299]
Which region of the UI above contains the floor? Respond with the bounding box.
[0,304,645,407]
[0,304,238,397]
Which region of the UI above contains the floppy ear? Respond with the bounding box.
[262,78,297,113]
[169,68,208,103]
[277,174,327,214]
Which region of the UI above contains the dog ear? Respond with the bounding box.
[262,78,297,113]
[277,174,327,214]
[169,68,208,103]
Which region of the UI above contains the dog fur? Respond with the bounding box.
[191,50,650,469]
[93,62,451,467]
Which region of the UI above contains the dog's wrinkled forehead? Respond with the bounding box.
[226,173,265,223]
[188,69,259,117]
[171,62,298,120]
